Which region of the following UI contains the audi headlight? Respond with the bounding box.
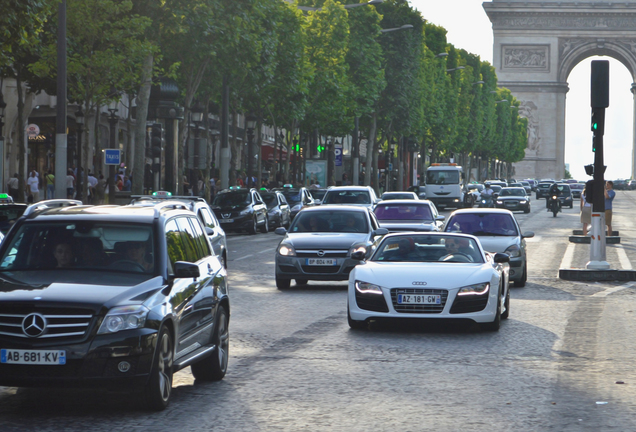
[457,282,490,296]
[278,243,296,256]
[97,305,149,334]
[349,245,367,256]
[355,281,383,295]
[504,244,521,257]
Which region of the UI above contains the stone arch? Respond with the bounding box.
[484,1,636,180]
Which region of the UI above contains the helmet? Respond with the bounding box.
[484,182,491,188]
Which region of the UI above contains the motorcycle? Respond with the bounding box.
[548,195,561,217]
[478,193,495,208]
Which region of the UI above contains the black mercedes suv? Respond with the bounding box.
[0,201,229,410]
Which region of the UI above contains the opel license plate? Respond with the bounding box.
[1,349,66,365]
[306,258,336,266]
[397,294,441,305]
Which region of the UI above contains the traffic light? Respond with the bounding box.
[151,124,163,157]
[317,144,325,153]
[591,109,604,136]
[67,134,77,151]
[294,143,300,152]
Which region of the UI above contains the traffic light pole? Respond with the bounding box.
[587,60,609,270]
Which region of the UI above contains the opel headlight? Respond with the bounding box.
[278,243,296,257]
[349,245,367,256]
[355,281,383,295]
[504,244,521,257]
[457,282,490,296]
[97,305,149,334]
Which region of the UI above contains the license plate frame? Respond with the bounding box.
[306,258,337,266]
[397,294,441,305]
[1,349,66,365]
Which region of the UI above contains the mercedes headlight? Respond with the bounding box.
[239,208,251,216]
[457,283,490,296]
[291,204,302,212]
[355,281,383,295]
[504,244,521,257]
[278,243,296,257]
[97,305,149,334]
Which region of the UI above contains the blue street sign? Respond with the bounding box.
[104,149,121,165]
[335,144,343,167]
[388,163,393,171]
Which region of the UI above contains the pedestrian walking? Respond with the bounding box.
[209,177,216,202]
[95,175,106,204]
[604,180,616,236]
[45,170,55,199]
[7,173,18,202]
[66,169,75,199]
[26,170,40,203]
[580,184,592,236]
[87,171,98,203]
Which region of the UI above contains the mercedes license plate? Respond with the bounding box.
[1,349,66,365]
[306,258,336,266]
[397,294,441,305]
[220,218,234,223]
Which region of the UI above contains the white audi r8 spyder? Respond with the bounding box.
[347,232,511,331]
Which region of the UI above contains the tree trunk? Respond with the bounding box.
[16,74,26,201]
[133,53,153,195]
[229,111,239,186]
[365,112,377,187]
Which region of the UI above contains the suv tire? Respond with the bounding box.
[191,305,229,381]
[260,216,269,233]
[144,326,174,411]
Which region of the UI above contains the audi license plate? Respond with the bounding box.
[220,219,234,223]
[306,258,336,266]
[1,349,66,365]
[397,294,441,305]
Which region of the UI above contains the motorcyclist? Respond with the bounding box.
[480,183,494,207]
[546,183,562,210]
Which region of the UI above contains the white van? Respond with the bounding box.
[424,163,468,209]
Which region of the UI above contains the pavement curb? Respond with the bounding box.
[569,235,620,244]
[572,230,619,236]
[559,268,636,281]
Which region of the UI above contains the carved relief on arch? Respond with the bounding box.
[502,45,549,72]
[518,101,541,155]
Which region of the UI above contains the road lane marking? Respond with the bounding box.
[615,245,632,270]
[559,242,576,274]
[234,254,254,261]
[258,248,276,254]
[592,282,635,298]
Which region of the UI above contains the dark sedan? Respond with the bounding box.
[495,187,531,213]
[261,190,291,228]
[274,206,387,289]
[212,188,269,234]
[374,199,444,232]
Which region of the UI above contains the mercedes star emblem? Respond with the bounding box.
[22,313,47,337]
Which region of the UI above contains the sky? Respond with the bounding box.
[409,0,634,181]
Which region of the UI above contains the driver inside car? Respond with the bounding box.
[439,237,474,262]
[123,241,153,272]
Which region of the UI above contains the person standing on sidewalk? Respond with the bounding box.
[604,180,616,236]
[45,170,55,200]
[7,174,18,202]
[26,170,40,202]
[580,184,592,236]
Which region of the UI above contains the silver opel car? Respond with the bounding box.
[274,205,388,289]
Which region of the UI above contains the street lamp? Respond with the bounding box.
[473,81,485,85]
[435,52,448,58]
[191,103,204,196]
[0,90,5,194]
[446,66,465,73]
[245,114,257,188]
[495,99,510,104]
[381,24,413,33]
[75,107,84,201]
[107,103,119,205]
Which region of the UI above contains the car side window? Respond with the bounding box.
[199,208,216,229]
[188,217,211,257]
[165,219,186,267]
[369,212,380,230]
[175,217,200,262]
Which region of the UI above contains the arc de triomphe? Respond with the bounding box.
[484,0,636,180]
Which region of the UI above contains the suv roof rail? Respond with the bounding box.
[151,201,191,218]
[130,194,206,204]
[23,199,83,217]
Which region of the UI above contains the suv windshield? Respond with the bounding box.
[0,222,155,273]
[322,190,371,205]
[213,191,250,208]
[280,189,302,205]
[426,170,460,185]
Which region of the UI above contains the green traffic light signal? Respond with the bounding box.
[317,145,325,153]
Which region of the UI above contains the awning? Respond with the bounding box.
[261,142,288,162]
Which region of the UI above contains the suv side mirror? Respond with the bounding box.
[174,261,200,279]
